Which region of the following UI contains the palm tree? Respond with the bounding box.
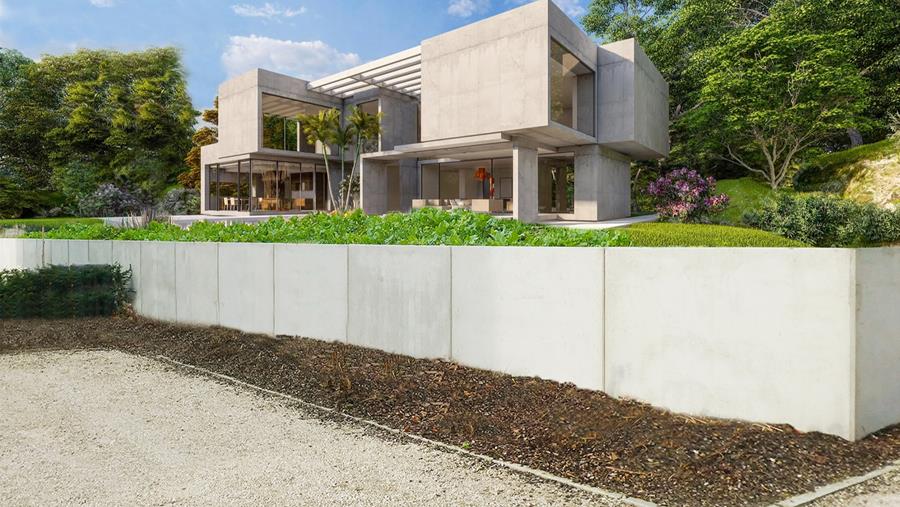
[297,109,341,211]
[343,106,384,210]
[331,122,354,209]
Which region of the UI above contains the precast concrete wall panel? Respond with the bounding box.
[218,243,275,336]
[46,239,69,267]
[347,245,451,359]
[88,240,113,265]
[139,242,177,321]
[175,242,220,327]
[68,240,90,266]
[604,248,856,439]
[854,248,900,438]
[274,243,348,342]
[451,246,605,390]
[20,239,44,270]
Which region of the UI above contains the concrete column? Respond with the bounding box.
[200,165,209,212]
[574,145,632,221]
[512,145,538,223]
[399,159,420,211]
[360,158,388,216]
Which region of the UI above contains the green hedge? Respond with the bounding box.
[622,222,807,247]
[743,193,900,247]
[0,265,132,319]
[30,208,628,247]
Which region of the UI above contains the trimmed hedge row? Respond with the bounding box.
[0,265,132,319]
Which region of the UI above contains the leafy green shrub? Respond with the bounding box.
[31,208,628,247]
[743,193,900,247]
[0,264,132,319]
[622,222,807,247]
[78,183,149,218]
[159,187,200,215]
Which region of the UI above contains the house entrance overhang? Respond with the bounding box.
[360,133,568,162]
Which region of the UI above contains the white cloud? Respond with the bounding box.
[447,0,489,17]
[553,0,586,17]
[89,0,116,7]
[507,0,586,18]
[231,3,306,19]
[221,35,361,80]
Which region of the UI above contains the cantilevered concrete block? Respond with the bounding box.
[597,38,670,160]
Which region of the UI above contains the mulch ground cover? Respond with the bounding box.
[1,316,897,506]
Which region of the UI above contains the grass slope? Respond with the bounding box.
[622,222,807,247]
[797,137,900,208]
[713,177,778,225]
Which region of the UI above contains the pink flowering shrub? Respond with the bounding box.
[647,168,729,222]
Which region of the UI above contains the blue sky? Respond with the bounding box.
[0,0,590,111]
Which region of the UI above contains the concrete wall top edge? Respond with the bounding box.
[20,238,896,253]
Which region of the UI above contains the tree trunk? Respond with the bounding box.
[847,128,863,148]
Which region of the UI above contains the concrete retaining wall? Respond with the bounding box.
[1,237,897,441]
[605,248,856,438]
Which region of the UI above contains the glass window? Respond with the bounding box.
[550,39,595,136]
[261,93,329,153]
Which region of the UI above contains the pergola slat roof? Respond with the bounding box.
[307,46,422,99]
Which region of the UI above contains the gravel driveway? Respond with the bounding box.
[0,350,614,506]
[807,467,900,507]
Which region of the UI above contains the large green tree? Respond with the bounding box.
[583,0,898,181]
[0,47,196,214]
[684,15,868,189]
[779,0,900,137]
[181,97,219,189]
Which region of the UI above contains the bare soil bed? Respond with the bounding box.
[1,316,897,507]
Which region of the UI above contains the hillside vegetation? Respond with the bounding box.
[795,138,900,209]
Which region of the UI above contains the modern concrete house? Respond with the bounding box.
[200,0,669,223]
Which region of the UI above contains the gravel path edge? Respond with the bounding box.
[772,459,900,507]
[156,354,659,507]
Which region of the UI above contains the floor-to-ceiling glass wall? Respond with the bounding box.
[538,157,575,214]
[261,93,330,154]
[416,158,513,213]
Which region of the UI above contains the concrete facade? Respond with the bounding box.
[201,0,670,223]
[2,237,899,441]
